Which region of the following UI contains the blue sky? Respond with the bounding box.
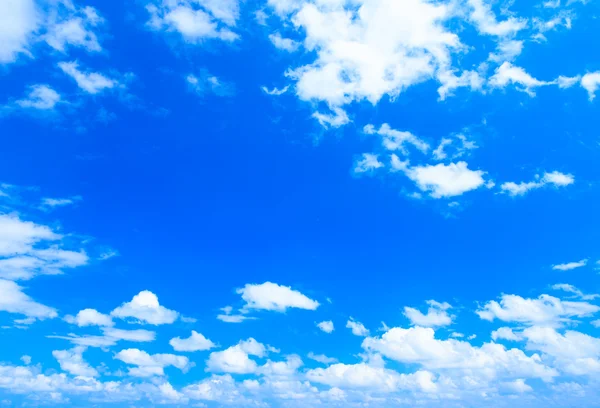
[1,0,600,406]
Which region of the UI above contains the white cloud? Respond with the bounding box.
[364,123,429,155]
[501,171,574,196]
[523,327,600,375]
[170,330,216,352]
[269,33,300,52]
[52,347,98,377]
[557,75,581,89]
[581,71,600,100]
[50,327,156,348]
[44,5,103,53]
[437,69,484,100]
[206,338,266,374]
[492,327,522,341]
[307,352,337,364]
[353,153,384,174]
[280,0,462,108]
[0,214,89,281]
[552,283,599,300]
[20,355,31,365]
[402,161,486,198]
[552,260,587,271]
[146,0,239,43]
[0,278,57,320]
[261,85,289,96]
[58,61,117,94]
[489,62,550,95]
[115,348,191,377]
[363,326,557,381]
[306,362,437,392]
[236,282,319,313]
[216,306,253,323]
[489,39,524,63]
[312,107,349,128]
[467,0,527,37]
[41,196,81,209]
[111,290,179,325]
[0,0,38,64]
[477,294,600,327]
[15,85,61,110]
[501,378,532,393]
[346,318,369,337]
[317,320,334,333]
[404,300,453,328]
[64,308,114,327]
[187,71,234,97]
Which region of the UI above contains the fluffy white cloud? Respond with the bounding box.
[0,278,57,320]
[64,308,113,327]
[44,5,103,53]
[269,33,300,52]
[501,378,532,393]
[0,0,38,64]
[146,0,239,43]
[279,0,462,108]
[115,348,191,377]
[401,161,487,198]
[346,318,369,337]
[52,347,98,377]
[307,362,437,392]
[477,294,599,327]
[581,71,600,100]
[58,61,117,94]
[15,85,61,110]
[206,338,266,374]
[501,171,574,196]
[236,282,319,313]
[404,300,453,328]
[467,0,527,37]
[312,107,350,128]
[111,290,179,325]
[317,320,334,333]
[523,327,600,375]
[363,326,557,381]
[552,259,587,271]
[170,330,215,352]
[492,327,522,342]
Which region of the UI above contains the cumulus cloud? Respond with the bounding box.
[269,33,300,52]
[111,290,179,325]
[145,0,239,43]
[317,320,334,333]
[492,327,522,342]
[64,308,113,327]
[404,300,453,328]
[307,352,337,364]
[363,326,557,381]
[401,161,487,198]
[581,72,600,100]
[353,153,384,174]
[477,294,599,327]
[0,0,38,64]
[206,338,266,374]
[346,318,369,337]
[52,347,98,377]
[236,282,319,313]
[170,331,216,352]
[115,348,191,377]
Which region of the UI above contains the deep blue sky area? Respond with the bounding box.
[1,0,600,407]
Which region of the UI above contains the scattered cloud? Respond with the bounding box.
[64,308,114,327]
[115,348,191,377]
[58,61,118,94]
[501,171,574,196]
[15,85,62,110]
[236,282,319,313]
[269,33,300,52]
[170,331,216,352]
[111,290,179,325]
[346,318,369,337]
[404,300,454,328]
[317,320,334,334]
[552,259,587,271]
